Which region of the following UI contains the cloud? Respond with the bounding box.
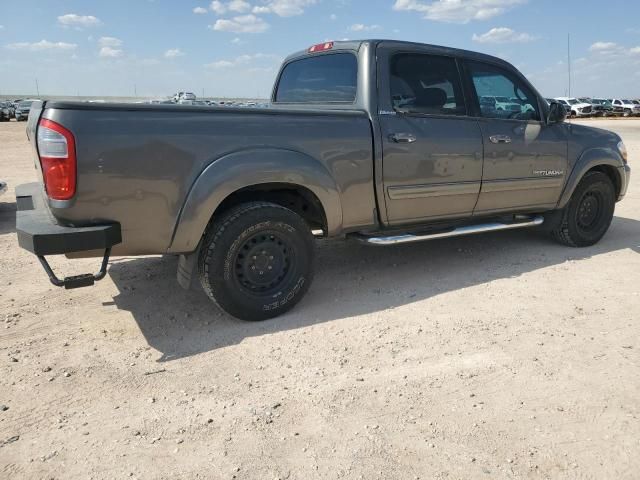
[210,14,269,33]
[472,27,536,43]
[165,48,185,58]
[631,47,640,54]
[330,14,337,20]
[57,14,101,28]
[349,23,381,32]
[205,52,280,68]
[193,6,208,14]
[5,40,77,52]
[589,42,618,52]
[392,0,527,24]
[210,0,252,14]
[99,46,123,58]
[98,36,123,47]
[207,59,236,68]
[251,0,317,17]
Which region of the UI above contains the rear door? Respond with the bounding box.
[377,45,484,226]
[462,60,568,214]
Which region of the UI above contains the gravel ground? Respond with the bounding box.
[0,119,639,479]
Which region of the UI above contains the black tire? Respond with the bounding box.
[198,202,315,321]
[550,171,615,247]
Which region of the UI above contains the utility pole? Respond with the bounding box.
[35,78,40,97]
[134,84,137,97]
[567,33,571,98]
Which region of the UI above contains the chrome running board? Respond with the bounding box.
[353,216,544,246]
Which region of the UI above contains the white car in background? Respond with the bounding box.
[172,91,197,103]
[609,99,640,117]
[554,97,592,117]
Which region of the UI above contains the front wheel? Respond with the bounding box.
[550,171,615,247]
[198,202,315,321]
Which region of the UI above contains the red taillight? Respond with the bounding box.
[37,118,76,200]
[308,42,333,53]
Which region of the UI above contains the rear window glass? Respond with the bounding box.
[275,53,357,103]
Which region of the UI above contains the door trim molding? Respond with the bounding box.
[480,177,563,193]
[388,181,481,200]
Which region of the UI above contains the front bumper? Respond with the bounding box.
[618,165,631,201]
[16,182,121,256]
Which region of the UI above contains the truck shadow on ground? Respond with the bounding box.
[109,216,640,362]
[0,201,17,235]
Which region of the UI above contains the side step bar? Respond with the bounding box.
[353,216,544,246]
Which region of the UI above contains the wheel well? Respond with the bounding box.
[588,164,621,197]
[213,183,327,233]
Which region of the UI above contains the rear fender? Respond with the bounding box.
[557,147,624,209]
[168,147,343,253]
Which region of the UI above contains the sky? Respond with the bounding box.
[1,0,640,99]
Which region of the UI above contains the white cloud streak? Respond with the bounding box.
[5,40,77,52]
[57,14,101,28]
[393,0,527,23]
[210,14,269,33]
[472,27,536,44]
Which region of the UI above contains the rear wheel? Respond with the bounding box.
[198,202,315,321]
[550,171,615,247]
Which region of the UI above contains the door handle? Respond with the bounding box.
[390,133,417,144]
[489,134,512,144]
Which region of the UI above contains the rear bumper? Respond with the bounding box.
[16,182,121,256]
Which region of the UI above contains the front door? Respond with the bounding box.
[378,48,484,226]
[464,60,568,214]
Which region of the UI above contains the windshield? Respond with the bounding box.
[568,99,579,105]
[19,101,34,108]
[623,100,632,103]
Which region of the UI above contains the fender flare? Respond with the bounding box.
[168,147,343,253]
[557,147,625,209]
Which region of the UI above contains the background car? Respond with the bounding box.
[554,97,592,117]
[610,99,640,117]
[0,102,13,121]
[15,100,35,121]
[589,98,615,117]
[551,98,573,114]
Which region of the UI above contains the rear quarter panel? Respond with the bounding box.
[42,104,375,255]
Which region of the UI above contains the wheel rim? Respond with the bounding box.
[234,231,294,294]
[576,190,603,231]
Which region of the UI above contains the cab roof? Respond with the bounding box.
[284,39,516,70]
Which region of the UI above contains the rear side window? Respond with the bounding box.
[389,53,466,116]
[275,53,357,103]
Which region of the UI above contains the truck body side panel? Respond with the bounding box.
[41,104,376,255]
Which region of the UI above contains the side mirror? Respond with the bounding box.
[547,101,566,124]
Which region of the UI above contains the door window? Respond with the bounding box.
[389,53,466,116]
[467,61,540,121]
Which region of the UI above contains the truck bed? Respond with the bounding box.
[30,101,377,255]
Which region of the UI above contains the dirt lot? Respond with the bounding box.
[0,119,638,479]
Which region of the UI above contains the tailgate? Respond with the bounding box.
[26,100,44,172]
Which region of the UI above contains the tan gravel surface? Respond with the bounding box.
[1,119,639,479]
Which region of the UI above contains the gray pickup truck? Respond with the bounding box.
[16,40,630,321]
